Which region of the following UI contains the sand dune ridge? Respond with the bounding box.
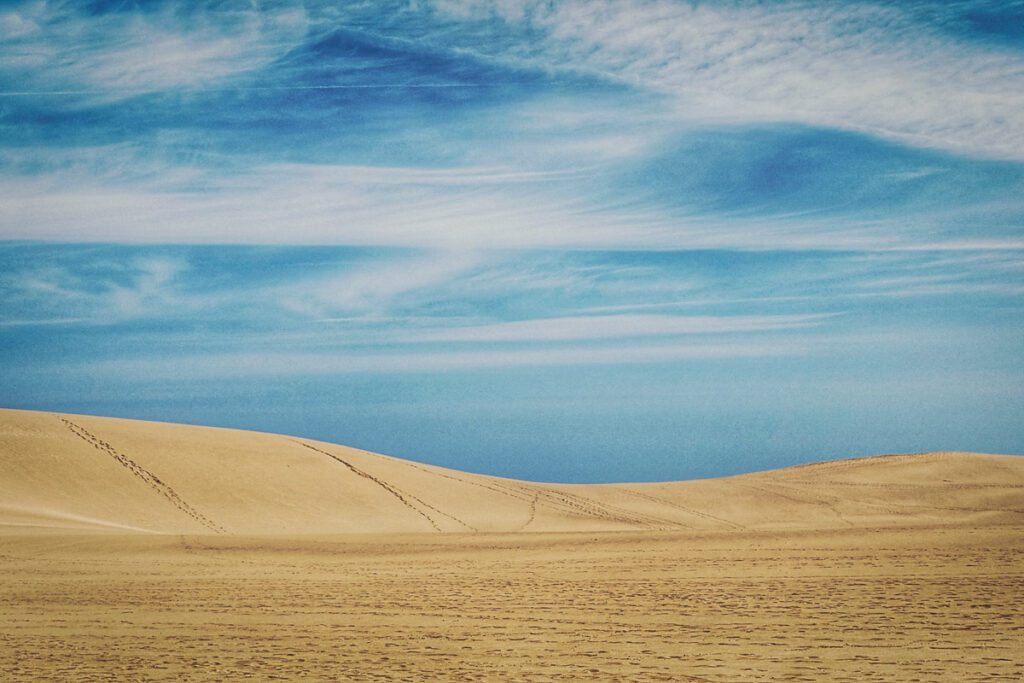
[2,408,1022,535]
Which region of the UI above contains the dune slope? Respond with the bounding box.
[1,408,1022,535]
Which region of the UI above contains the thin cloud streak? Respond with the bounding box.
[4,161,1018,250]
[71,342,809,379]
[0,83,513,97]
[411,314,827,343]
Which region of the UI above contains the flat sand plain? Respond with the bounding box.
[1,409,1023,681]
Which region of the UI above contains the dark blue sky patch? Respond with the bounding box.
[617,125,1024,221]
[907,0,1024,49]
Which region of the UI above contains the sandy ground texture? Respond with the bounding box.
[1,408,1023,680]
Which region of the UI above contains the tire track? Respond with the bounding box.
[58,416,224,534]
[293,440,448,532]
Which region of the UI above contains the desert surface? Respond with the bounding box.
[1,408,1022,680]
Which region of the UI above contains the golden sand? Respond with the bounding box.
[1,408,1022,680]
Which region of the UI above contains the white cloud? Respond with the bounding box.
[72,341,807,379]
[278,250,481,317]
[0,161,960,250]
[2,1,1022,249]
[0,9,39,38]
[411,313,825,342]
[853,273,1024,299]
[106,257,187,317]
[0,317,87,327]
[430,0,1024,160]
[0,2,309,99]
[3,256,190,321]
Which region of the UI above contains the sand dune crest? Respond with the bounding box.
[1,408,1022,535]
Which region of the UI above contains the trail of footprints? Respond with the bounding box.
[617,487,746,530]
[518,493,538,531]
[306,441,691,531]
[55,414,719,534]
[294,440,477,533]
[49,417,1014,538]
[386,455,696,530]
[58,416,224,534]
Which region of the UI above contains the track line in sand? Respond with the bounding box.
[57,416,224,534]
[364,456,599,526]
[357,453,535,504]
[0,504,157,533]
[739,482,856,528]
[341,457,480,531]
[292,440,455,532]
[326,446,662,529]
[532,488,677,529]
[516,492,539,532]
[383,454,685,530]
[617,487,746,530]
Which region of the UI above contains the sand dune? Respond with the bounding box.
[3,408,1022,535]
[3,408,1023,680]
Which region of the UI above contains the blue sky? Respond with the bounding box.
[1,0,1022,481]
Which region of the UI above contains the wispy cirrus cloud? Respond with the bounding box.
[412,313,826,343]
[54,341,809,379]
[278,250,482,318]
[0,254,191,323]
[428,0,1024,160]
[3,148,1020,250]
[0,1,308,100]
[1,1,1023,250]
